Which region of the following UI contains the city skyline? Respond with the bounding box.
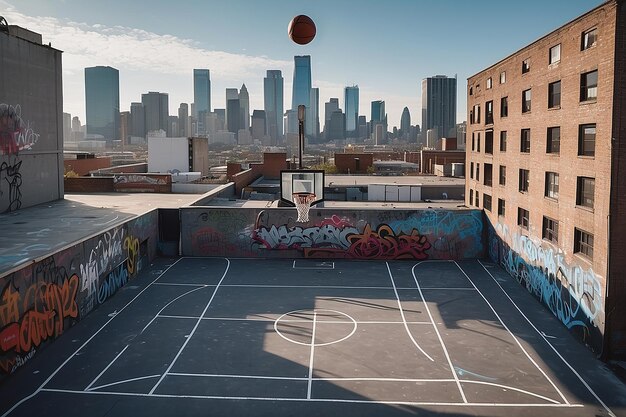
[1,0,603,129]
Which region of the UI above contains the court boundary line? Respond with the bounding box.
[157,314,431,325]
[88,375,161,391]
[38,387,585,408]
[409,262,468,403]
[148,258,231,395]
[153,282,476,291]
[0,257,186,417]
[454,261,569,405]
[306,311,318,399]
[85,345,130,391]
[477,259,616,417]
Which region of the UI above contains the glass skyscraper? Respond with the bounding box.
[291,56,311,110]
[264,70,284,143]
[421,75,457,140]
[194,69,210,135]
[344,85,359,133]
[141,92,169,134]
[85,66,120,141]
[306,87,319,139]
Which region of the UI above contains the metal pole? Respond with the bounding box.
[298,105,305,170]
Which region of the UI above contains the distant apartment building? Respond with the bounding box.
[85,66,120,142]
[466,0,626,360]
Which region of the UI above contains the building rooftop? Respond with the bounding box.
[326,175,465,187]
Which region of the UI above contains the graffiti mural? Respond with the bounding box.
[0,211,158,380]
[487,221,603,351]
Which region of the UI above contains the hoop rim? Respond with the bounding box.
[292,192,316,203]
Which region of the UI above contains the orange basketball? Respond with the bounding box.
[288,15,316,45]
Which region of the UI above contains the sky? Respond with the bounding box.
[2,0,603,130]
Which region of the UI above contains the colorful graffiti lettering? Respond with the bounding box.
[345,224,431,260]
[124,236,140,275]
[0,103,40,155]
[97,262,129,305]
[252,222,358,250]
[488,221,603,348]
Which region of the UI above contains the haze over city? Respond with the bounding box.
[1,0,602,128]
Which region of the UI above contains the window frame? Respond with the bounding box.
[498,198,506,217]
[546,126,560,154]
[520,128,531,153]
[519,169,530,193]
[549,44,561,65]
[522,89,532,113]
[486,77,493,89]
[542,216,559,243]
[548,80,561,109]
[484,163,493,187]
[581,27,597,51]
[522,59,530,74]
[500,96,508,117]
[574,228,594,260]
[580,70,598,102]
[578,123,596,157]
[545,171,559,200]
[576,176,595,209]
[517,207,530,230]
[483,194,492,212]
[499,165,506,186]
[485,130,493,154]
[500,130,507,152]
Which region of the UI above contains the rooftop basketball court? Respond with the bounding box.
[1,257,621,417]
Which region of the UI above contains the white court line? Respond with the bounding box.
[39,387,584,408]
[169,372,306,381]
[148,259,231,395]
[154,282,208,287]
[140,285,212,334]
[306,311,318,399]
[454,261,569,405]
[410,262,468,403]
[477,259,616,417]
[460,380,560,404]
[157,314,430,325]
[420,287,476,291]
[0,258,185,417]
[155,282,428,290]
[85,345,130,391]
[168,373,455,383]
[88,375,161,392]
[386,263,434,363]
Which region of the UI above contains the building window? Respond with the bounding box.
[484,163,493,187]
[548,81,561,108]
[475,191,480,208]
[476,163,480,182]
[522,59,530,74]
[522,89,532,113]
[580,70,598,101]
[519,169,530,192]
[547,127,560,154]
[498,199,506,217]
[578,123,596,157]
[477,132,481,152]
[549,44,561,64]
[574,228,594,260]
[499,165,506,186]
[501,96,508,117]
[485,130,493,154]
[543,216,559,243]
[577,177,595,209]
[469,189,473,205]
[518,207,529,230]
[470,162,474,179]
[520,128,531,153]
[470,86,473,96]
[545,172,559,199]
[486,101,494,124]
[486,77,493,89]
[471,132,475,151]
[500,131,507,152]
[500,71,506,84]
[582,28,597,50]
[484,194,492,211]
[474,104,481,124]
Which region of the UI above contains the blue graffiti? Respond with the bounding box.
[97,262,129,305]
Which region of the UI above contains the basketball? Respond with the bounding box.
[288,15,316,45]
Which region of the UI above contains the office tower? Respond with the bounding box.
[168,115,179,137]
[63,112,71,142]
[120,111,130,143]
[85,66,120,142]
[251,110,267,141]
[422,75,457,140]
[327,110,346,141]
[344,85,359,134]
[370,100,387,142]
[225,88,239,130]
[194,69,211,134]
[239,84,250,130]
[291,55,311,110]
[141,92,169,133]
[284,109,298,135]
[307,88,319,139]
[227,98,241,137]
[400,107,411,139]
[324,98,339,135]
[214,109,226,131]
[130,102,145,138]
[264,70,284,143]
[178,103,189,137]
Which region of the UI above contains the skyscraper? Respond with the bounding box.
[344,86,359,134]
[324,98,339,132]
[370,100,387,143]
[291,56,311,110]
[227,98,241,137]
[130,102,145,138]
[264,70,284,143]
[307,87,319,140]
[251,110,267,142]
[141,92,169,134]
[400,107,411,139]
[85,66,120,141]
[239,84,250,130]
[193,70,211,115]
[421,75,457,140]
[225,88,239,130]
[178,103,189,138]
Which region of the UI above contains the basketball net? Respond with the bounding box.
[293,192,316,223]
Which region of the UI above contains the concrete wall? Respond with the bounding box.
[64,157,111,176]
[0,211,158,380]
[0,31,64,213]
[181,208,484,260]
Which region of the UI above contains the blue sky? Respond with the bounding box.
[2,0,603,129]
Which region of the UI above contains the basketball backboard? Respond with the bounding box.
[280,170,324,206]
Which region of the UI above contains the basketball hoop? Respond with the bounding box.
[293,192,316,223]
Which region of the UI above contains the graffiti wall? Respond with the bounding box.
[1,32,64,213]
[181,207,484,260]
[486,220,604,352]
[0,211,158,380]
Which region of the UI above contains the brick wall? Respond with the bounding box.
[335,153,373,174]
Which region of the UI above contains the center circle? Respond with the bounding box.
[274,309,357,347]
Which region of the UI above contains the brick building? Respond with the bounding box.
[466,0,626,359]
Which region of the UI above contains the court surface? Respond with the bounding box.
[1,258,623,417]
